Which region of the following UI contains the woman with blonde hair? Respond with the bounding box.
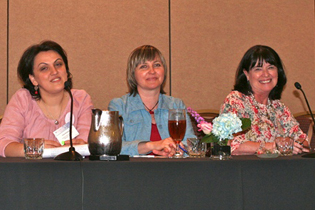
[109,45,195,157]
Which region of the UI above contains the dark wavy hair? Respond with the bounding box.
[127,45,167,96]
[234,45,287,100]
[17,40,72,100]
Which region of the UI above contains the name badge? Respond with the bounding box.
[53,122,79,145]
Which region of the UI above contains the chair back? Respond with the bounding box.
[188,109,219,139]
[294,112,315,151]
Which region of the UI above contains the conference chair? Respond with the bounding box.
[294,112,315,151]
[188,109,219,139]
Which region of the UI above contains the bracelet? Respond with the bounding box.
[297,139,306,145]
[258,141,265,150]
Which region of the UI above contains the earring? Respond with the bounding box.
[34,86,38,95]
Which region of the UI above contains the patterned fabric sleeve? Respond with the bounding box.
[277,102,308,142]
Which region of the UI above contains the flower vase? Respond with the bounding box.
[211,141,231,160]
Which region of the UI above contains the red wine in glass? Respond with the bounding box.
[168,109,186,158]
[168,120,186,144]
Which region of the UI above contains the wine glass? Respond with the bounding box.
[168,109,186,158]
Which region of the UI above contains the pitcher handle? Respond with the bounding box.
[119,116,124,136]
[92,109,103,131]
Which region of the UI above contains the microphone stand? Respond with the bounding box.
[294,82,315,158]
[55,83,83,161]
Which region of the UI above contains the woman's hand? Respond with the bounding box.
[64,138,86,146]
[138,138,176,157]
[151,138,176,157]
[293,138,310,154]
[232,141,276,155]
[44,140,62,148]
[265,142,276,152]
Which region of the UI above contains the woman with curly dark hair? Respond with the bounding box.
[221,45,309,155]
[0,40,93,157]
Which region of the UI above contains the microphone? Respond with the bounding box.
[54,81,83,161]
[294,82,315,127]
[294,82,315,158]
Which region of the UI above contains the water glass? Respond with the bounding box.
[275,137,293,156]
[24,138,45,159]
[187,138,206,158]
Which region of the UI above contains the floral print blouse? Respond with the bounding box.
[220,91,307,152]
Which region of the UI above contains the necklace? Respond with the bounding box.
[40,97,65,125]
[43,105,61,125]
[143,101,159,114]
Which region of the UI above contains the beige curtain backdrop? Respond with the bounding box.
[0,0,7,115]
[171,0,315,113]
[0,0,314,115]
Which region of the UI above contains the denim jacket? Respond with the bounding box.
[108,93,196,156]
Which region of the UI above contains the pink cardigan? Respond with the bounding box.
[0,88,93,157]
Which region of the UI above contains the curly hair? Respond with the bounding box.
[17,40,72,100]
